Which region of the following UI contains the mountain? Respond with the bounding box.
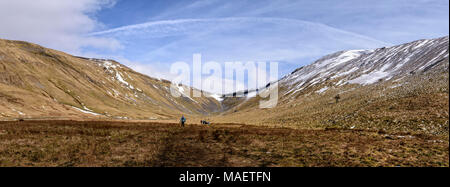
[218,36,449,134]
[1,36,448,135]
[280,36,448,91]
[0,39,222,120]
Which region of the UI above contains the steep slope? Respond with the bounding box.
[280,36,448,93]
[0,39,222,120]
[218,36,449,134]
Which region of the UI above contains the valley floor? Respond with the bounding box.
[0,120,448,167]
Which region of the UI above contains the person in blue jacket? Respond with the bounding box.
[180,115,186,127]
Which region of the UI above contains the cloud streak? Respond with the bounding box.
[89,17,390,46]
[90,17,391,64]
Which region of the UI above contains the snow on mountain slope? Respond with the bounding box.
[216,36,448,134]
[281,49,372,96]
[279,36,449,97]
[220,36,448,118]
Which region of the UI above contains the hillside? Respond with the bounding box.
[0,39,222,120]
[217,36,449,135]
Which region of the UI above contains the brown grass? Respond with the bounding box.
[0,120,447,167]
[214,71,449,136]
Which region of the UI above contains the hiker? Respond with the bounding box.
[180,115,186,127]
[201,120,210,125]
[334,94,341,103]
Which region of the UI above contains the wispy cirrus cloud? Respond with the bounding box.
[147,17,389,61]
[89,17,390,46]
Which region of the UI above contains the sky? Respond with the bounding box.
[0,0,448,93]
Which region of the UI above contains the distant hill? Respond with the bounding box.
[0,39,222,120]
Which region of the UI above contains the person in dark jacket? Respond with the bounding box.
[180,115,186,127]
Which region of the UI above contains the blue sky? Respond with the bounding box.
[0,0,448,92]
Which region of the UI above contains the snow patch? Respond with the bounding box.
[316,50,367,68]
[419,49,448,70]
[348,70,391,85]
[174,84,198,103]
[412,40,429,50]
[210,94,223,102]
[11,108,25,115]
[115,72,128,85]
[331,67,358,79]
[71,106,101,116]
[316,86,329,94]
[389,84,403,89]
[336,79,346,86]
[246,91,257,98]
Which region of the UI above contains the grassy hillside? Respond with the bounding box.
[0,39,221,120]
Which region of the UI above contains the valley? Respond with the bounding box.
[0,36,448,167]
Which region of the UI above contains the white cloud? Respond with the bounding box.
[0,0,121,55]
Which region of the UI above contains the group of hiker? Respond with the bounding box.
[179,115,210,127]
